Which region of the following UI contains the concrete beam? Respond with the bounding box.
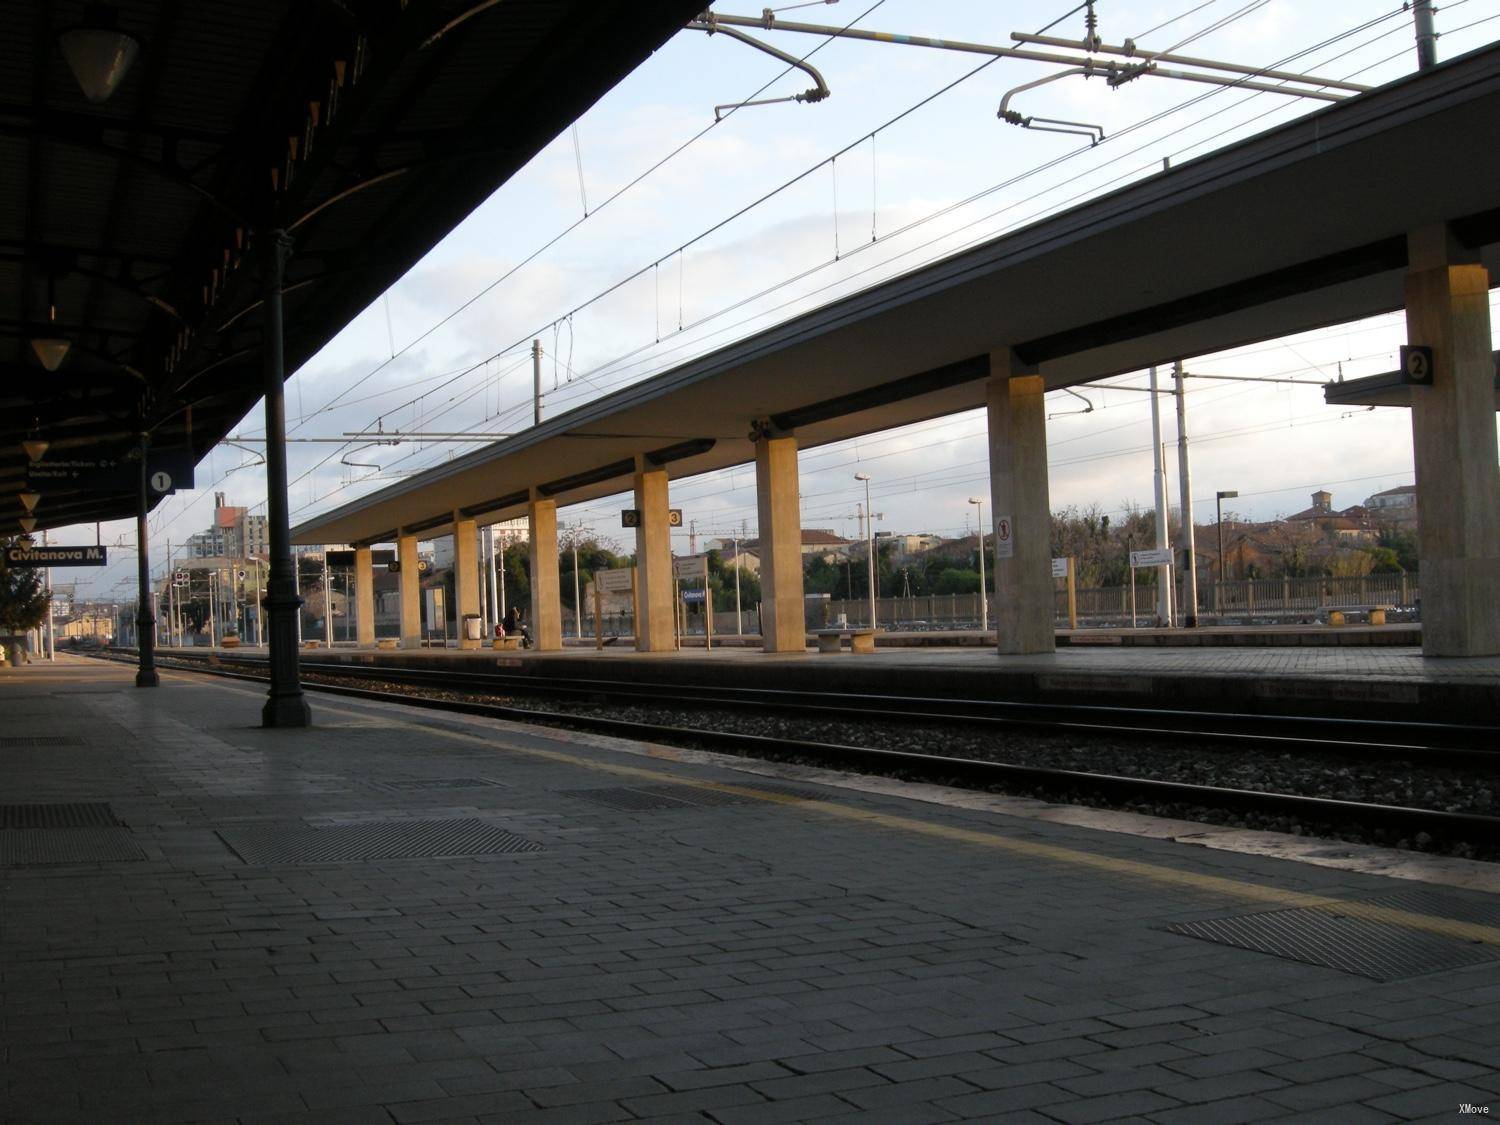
[1406,226,1500,656]
[633,455,675,652]
[397,531,421,648]
[754,433,806,653]
[987,351,1053,654]
[529,492,562,651]
[354,545,375,647]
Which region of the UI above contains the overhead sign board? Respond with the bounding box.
[1130,548,1175,568]
[4,544,108,567]
[622,508,685,528]
[673,554,709,581]
[26,450,195,495]
[595,567,635,594]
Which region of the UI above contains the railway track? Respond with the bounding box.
[102,649,1500,850]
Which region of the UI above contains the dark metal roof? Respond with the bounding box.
[2,0,701,534]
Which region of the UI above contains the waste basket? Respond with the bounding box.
[462,613,482,641]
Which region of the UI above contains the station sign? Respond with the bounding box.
[673,553,709,581]
[621,508,683,528]
[681,588,706,604]
[594,567,635,594]
[26,450,195,495]
[1129,548,1175,568]
[3,544,108,567]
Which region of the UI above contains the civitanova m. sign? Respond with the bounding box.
[3,544,108,567]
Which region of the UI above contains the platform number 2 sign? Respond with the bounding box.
[994,514,1014,559]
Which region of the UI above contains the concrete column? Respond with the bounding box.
[354,546,375,647]
[397,531,421,647]
[633,455,676,652]
[453,513,480,649]
[528,491,563,651]
[986,350,1053,654]
[754,432,806,653]
[1405,226,1500,656]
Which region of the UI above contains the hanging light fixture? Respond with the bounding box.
[17,533,36,550]
[58,5,140,103]
[30,276,70,372]
[22,439,50,463]
[18,491,41,513]
[19,517,37,534]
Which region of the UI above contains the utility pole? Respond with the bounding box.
[497,529,507,619]
[322,550,333,645]
[1174,361,1198,627]
[688,519,697,555]
[732,535,743,635]
[1413,0,1438,69]
[573,539,582,639]
[293,552,303,643]
[1148,366,1172,627]
[532,339,543,426]
[42,529,54,660]
[487,527,500,629]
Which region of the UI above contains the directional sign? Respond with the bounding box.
[26,450,195,495]
[595,567,635,594]
[1130,548,1175,568]
[673,553,709,581]
[1400,344,1434,385]
[681,588,706,604]
[3,544,108,567]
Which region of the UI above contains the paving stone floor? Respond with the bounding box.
[3,656,1499,1124]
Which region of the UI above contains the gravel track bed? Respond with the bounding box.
[175,659,1500,861]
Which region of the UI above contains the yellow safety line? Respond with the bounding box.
[176,670,1500,947]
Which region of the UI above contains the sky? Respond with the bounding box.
[51,0,1500,601]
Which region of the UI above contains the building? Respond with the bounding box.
[185,493,268,559]
[738,528,850,564]
[1284,490,1375,543]
[1365,484,1418,525]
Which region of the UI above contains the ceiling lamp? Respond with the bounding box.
[30,276,70,371]
[22,438,50,463]
[19,517,37,534]
[18,491,41,513]
[59,6,140,103]
[17,533,36,550]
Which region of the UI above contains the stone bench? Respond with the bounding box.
[492,636,521,651]
[1320,605,1395,626]
[813,628,876,654]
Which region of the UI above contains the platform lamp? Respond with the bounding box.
[968,496,987,634]
[58,5,141,103]
[854,472,876,629]
[1215,489,1238,615]
[18,490,41,514]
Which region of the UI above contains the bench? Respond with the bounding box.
[377,638,398,650]
[1320,604,1395,626]
[492,636,520,651]
[814,628,876,654]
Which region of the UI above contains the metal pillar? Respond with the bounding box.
[258,229,310,726]
[134,429,158,687]
[1174,361,1198,626]
[1413,0,1438,70]
[1149,366,1172,626]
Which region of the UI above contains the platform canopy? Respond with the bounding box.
[294,42,1500,548]
[1324,352,1500,408]
[1,0,702,536]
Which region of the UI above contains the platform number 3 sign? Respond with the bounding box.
[993,514,1014,559]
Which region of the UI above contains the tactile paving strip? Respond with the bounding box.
[0,829,146,866]
[0,736,84,749]
[368,778,508,794]
[560,787,703,811]
[217,818,543,865]
[0,802,123,829]
[562,784,817,811]
[1164,902,1500,981]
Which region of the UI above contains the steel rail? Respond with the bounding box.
[100,651,1500,845]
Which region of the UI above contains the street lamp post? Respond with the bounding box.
[854,473,876,629]
[968,496,987,634]
[1215,490,1238,617]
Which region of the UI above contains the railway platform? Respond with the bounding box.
[4,655,1500,1123]
[235,633,1500,723]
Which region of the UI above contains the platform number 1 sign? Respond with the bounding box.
[993,514,1014,559]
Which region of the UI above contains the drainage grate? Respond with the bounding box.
[0,803,123,829]
[369,777,508,794]
[1164,904,1500,981]
[0,829,146,866]
[0,736,85,749]
[217,818,543,865]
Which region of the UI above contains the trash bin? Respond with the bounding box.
[462,613,482,641]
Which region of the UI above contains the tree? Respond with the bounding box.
[0,540,50,633]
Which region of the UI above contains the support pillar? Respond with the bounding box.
[986,350,1053,654]
[754,431,806,652]
[1405,226,1500,656]
[397,531,421,647]
[354,546,375,647]
[134,428,158,687]
[453,514,480,649]
[528,491,562,650]
[633,455,675,652]
[258,229,310,726]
